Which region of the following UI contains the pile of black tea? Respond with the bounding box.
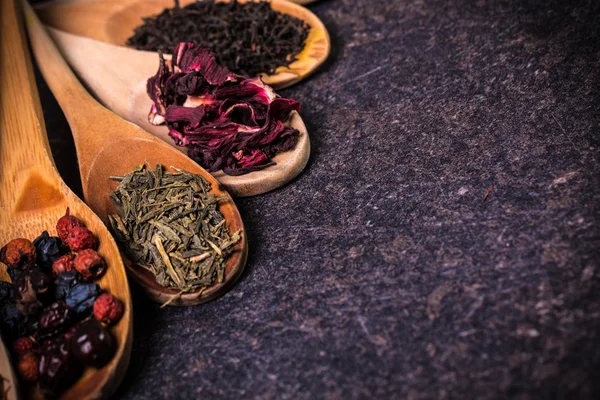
[127,0,311,77]
[108,164,241,293]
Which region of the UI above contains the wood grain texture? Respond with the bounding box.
[0,339,19,400]
[30,0,321,196]
[0,0,132,398]
[23,1,248,306]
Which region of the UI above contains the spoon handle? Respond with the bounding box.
[22,0,111,181]
[0,0,65,215]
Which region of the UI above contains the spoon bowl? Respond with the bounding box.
[1,0,132,397]
[36,0,330,90]
[23,0,248,306]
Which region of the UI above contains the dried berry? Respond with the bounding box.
[6,266,22,283]
[26,317,39,336]
[71,319,115,368]
[53,270,82,300]
[93,293,124,325]
[52,254,76,276]
[56,208,84,244]
[0,303,29,342]
[65,283,101,314]
[13,273,43,316]
[36,301,73,339]
[29,267,53,296]
[17,352,38,382]
[0,281,14,306]
[38,334,82,396]
[65,226,97,252]
[33,231,65,271]
[12,337,34,355]
[74,249,105,279]
[0,238,36,269]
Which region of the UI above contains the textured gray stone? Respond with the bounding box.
[33,0,600,398]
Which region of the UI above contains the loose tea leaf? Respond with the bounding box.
[108,164,241,292]
[127,0,310,77]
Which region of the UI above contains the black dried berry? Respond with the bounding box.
[38,333,82,397]
[65,283,101,314]
[53,271,82,300]
[27,317,39,335]
[0,303,29,341]
[29,267,53,296]
[36,301,73,339]
[33,231,65,271]
[71,319,115,368]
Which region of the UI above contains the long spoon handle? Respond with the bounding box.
[22,0,110,183]
[0,0,64,213]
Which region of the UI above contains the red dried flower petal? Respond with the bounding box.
[146,45,300,175]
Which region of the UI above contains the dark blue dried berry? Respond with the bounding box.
[7,267,22,282]
[33,231,65,271]
[53,271,82,301]
[65,283,101,314]
[0,303,29,341]
[0,281,14,305]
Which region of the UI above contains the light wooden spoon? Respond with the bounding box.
[35,0,330,90]
[0,0,132,398]
[31,0,324,197]
[22,0,248,307]
[0,339,19,400]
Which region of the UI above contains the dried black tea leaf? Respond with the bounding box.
[127,0,310,77]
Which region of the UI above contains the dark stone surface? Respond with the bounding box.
[31,0,600,398]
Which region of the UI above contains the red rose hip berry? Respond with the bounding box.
[56,208,85,244]
[93,293,124,325]
[74,249,106,279]
[52,253,76,276]
[65,226,97,252]
[17,352,38,382]
[0,238,36,269]
[12,337,34,355]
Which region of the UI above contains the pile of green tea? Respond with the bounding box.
[108,164,241,292]
[126,0,310,77]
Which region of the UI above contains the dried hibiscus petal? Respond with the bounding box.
[146,44,301,175]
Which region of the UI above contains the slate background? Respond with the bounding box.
[31,0,600,398]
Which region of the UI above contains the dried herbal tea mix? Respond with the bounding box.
[108,164,241,292]
[127,0,310,77]
[0,210,124,398]
[147,44,301,175]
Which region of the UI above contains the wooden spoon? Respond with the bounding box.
[0,339,19,400]
[22,0,248,307]
[32,0,323,197]
[0,0,132,398]
[35,0,330,90]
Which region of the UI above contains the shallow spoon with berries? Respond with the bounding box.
[22,0,248,307]
[27,0,323,197]
[0,0,132,398]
